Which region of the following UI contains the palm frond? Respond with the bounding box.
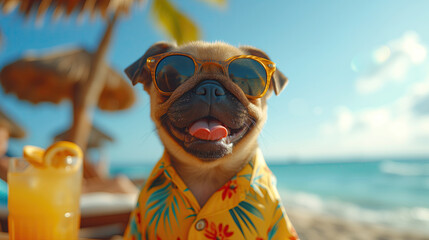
[229,200,264,237]
[268,204,283,240]
[151,0,200,45]
[145,174,185,232]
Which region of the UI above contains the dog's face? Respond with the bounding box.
[126,41,287,169]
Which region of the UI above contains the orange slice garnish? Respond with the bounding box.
[44,141,83,170]
[23,145,46,168]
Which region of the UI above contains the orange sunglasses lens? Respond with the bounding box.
[155,55,195,93]
[228,58,267,97]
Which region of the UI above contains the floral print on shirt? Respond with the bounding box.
[124,149,299,240]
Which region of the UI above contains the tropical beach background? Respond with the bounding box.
[1,0,429,239]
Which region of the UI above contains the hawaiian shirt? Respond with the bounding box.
[124,149,299,240]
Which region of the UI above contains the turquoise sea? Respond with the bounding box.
[270,159,429,234]
[110,158,429,234]
[2,158,429,234]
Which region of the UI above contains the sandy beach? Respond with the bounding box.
[287,208,429,240]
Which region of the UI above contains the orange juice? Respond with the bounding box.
[8,142,83,240]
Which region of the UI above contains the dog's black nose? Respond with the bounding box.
[195,80,225,101]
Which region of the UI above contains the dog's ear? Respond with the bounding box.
[125,42,175,86]
[239,46,288,96]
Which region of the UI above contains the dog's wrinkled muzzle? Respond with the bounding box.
[164,78,251,159]
[188,80,229,141]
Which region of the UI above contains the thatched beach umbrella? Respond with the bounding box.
[0,48,135,111]
[0,0,140,20]
[54,124,114,150]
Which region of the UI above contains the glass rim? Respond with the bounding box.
[8,156,82,173]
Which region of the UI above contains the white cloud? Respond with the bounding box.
[337,107,355,133]
[355,31,427,94]
[271,32,429,160]
[318,76,429,158]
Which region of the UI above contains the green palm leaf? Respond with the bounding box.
[151,0,200,45]
[239,201,263,220]
[268,204,283,240]
[148,172,166,191]
[229,200,264,237]
[145,174,185,232]
[240,165,265,197]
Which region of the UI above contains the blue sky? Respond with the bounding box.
[1,0,429,164]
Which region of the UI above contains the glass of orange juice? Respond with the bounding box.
[8,141,83,240]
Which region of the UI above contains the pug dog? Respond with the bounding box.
[123,41,299,240]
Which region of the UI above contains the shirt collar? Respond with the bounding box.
[146,149,266,214]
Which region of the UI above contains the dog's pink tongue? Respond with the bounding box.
[208,121,229,141]
[189,120,210,140]
[189,119,228,141]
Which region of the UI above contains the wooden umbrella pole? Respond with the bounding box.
[70,11,119,178]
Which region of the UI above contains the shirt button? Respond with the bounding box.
[195,219,207,231]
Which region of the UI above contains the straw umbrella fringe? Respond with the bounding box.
[0,0,142,20]
[0,48,135,110]
[54,125,114,150]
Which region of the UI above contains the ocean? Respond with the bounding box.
[111,158,429,234]
[270,159,429,234]
[2,158,429,234]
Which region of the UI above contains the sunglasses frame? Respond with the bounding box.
[146,52,276,99]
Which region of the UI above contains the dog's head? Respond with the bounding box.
[125,41,287,168]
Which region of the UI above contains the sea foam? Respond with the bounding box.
[280,189,429,234]
[380,161,429,176]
